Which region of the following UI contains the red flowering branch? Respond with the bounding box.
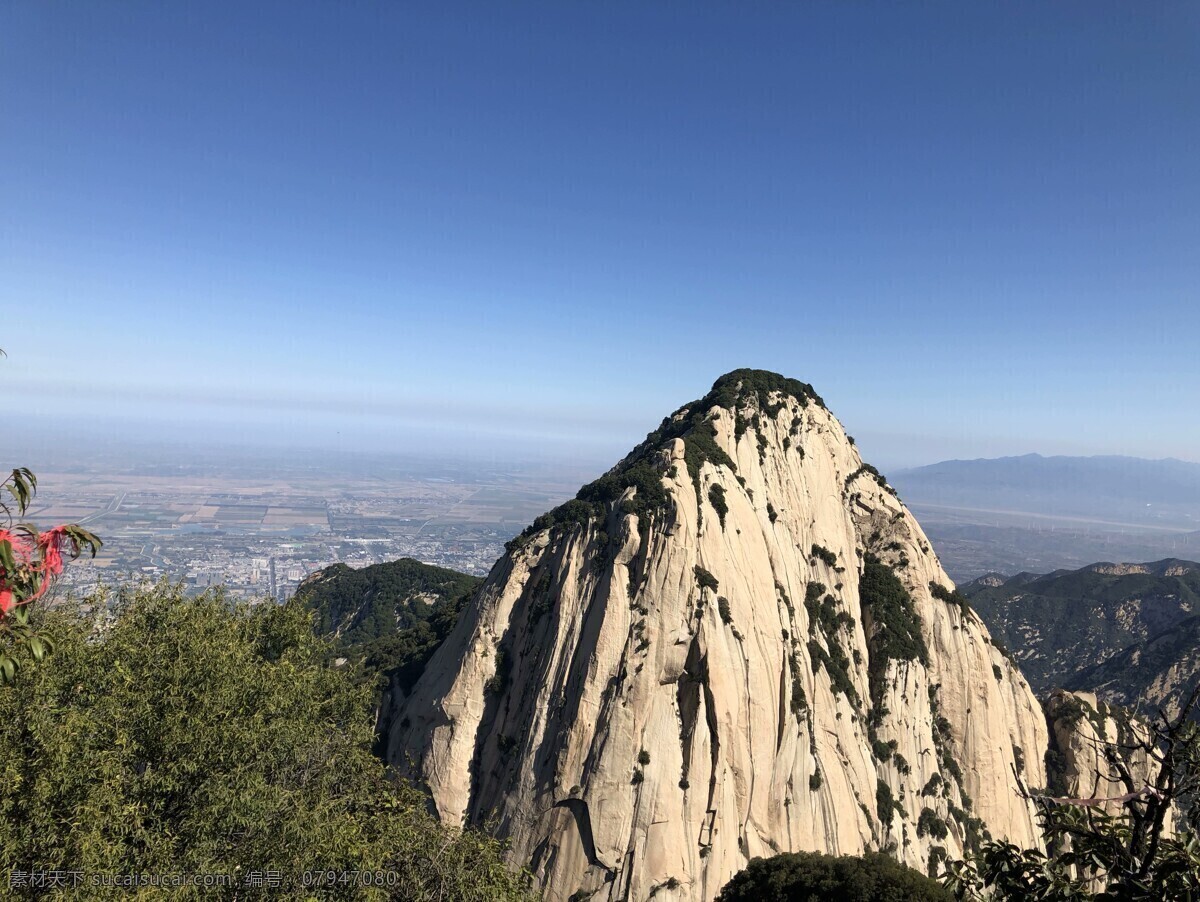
[0,467,101,683]
[1,349,101,680]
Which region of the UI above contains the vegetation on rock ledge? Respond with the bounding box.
[860,554,929,706]
[719,851,951,901]
[509,370,825,546]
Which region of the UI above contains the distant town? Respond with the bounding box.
[18,437,1200,598]
[20,445,595,603]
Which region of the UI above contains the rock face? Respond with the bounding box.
[1043,690,1161,814]
[387,370,1049,901]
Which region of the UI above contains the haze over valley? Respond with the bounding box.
[5,437,596,600]
[10,428,1197,597]
[892,455,1200,579]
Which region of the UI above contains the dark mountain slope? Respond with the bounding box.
[961,559,1200,693]
[296,557,480,648]
[1069,615,1200,720]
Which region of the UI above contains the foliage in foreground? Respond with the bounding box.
[2,350,100,682]
[718,850,953,902]
[945,686,1200,901]
[0,583,537,900]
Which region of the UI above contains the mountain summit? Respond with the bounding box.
[387,370,1050,900]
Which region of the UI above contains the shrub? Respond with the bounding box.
[694,566,719,592]
[718,851,952,901]
[927,846,948,880]
[802,581,858,706]
[1,465,100,683]
[810,544,838,567]
[708,484,729,529]
[718,596,733,624]
[929,581,972,618]
[484,647,512,694]
[807,638,859,705]
[790,665,808,718]
[0,584,538,900]
[844,463,893,495]
[876,779,900,824]
[517,458,672,545]
[917,808,949,840]
[945,686,1200,899]
[860,555,928,707]
[705,369,825,413]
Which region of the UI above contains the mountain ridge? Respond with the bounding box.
[961,559,1200,695]
[891,454,1200,528]
[890,454,1200,579]
[1070,615,1200,721]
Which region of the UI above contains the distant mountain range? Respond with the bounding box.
[892,453,1200,530]
[890,455,1200,579]
[962,559,1200,706]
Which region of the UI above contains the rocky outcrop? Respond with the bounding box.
[386,370,1049,901]
[1043,690,1160,813]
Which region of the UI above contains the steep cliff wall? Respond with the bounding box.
[387,371,1049,901]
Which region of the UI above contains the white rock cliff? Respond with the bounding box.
[387,371,1051,900]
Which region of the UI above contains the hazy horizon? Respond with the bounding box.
[6,400,1200,479]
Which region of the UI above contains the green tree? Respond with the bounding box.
[296,558,480,649]
[0,582,538,900]
[718,851,953,902]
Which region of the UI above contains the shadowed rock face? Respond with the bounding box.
[386,370,1050,901]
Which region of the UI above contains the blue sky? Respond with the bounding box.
[2,2,1197,470]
